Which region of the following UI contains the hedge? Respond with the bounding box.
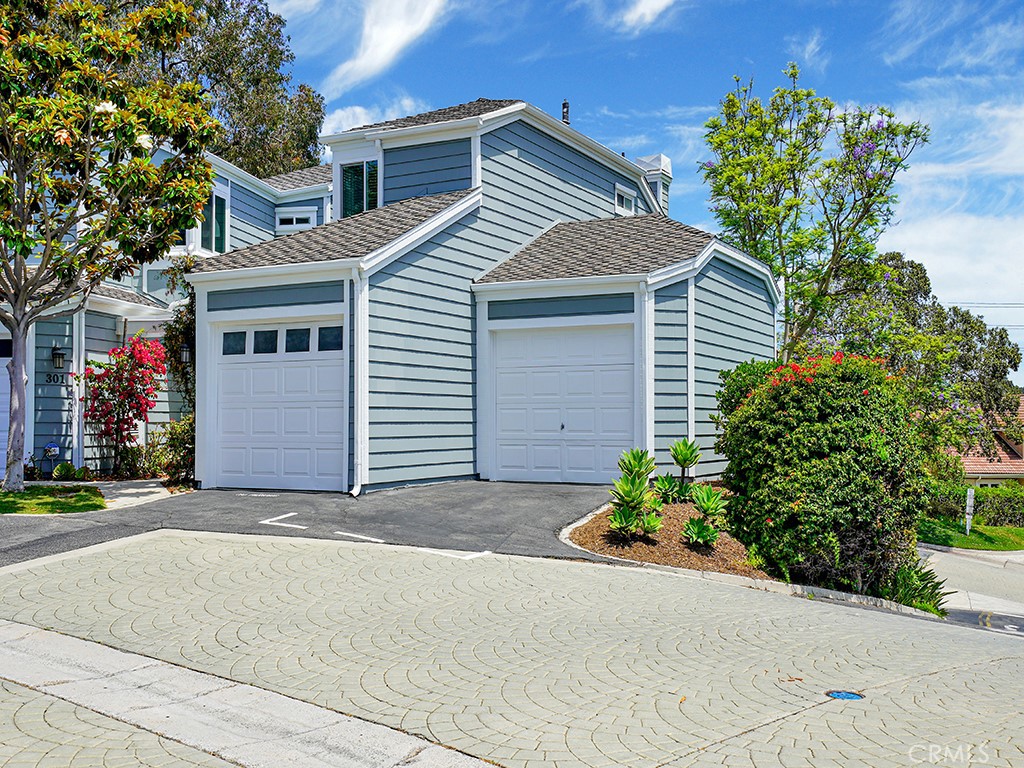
[928,482,1024,528]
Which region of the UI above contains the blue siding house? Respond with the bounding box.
[184,99,780,493]
[12,153,332,472]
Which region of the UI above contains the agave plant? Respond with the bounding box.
[637,508,664,535]
[669,439,701,480]
[682,516,719,547]
[652,473,682,504]
[608,473,648,535]
[690,484,727,517]
[618,447,657,481]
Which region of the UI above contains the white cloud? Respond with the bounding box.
[321,0,450,101]
[879,0,972,65]
[321,94,431,134]
[575,0,682,35]
[786,29,829,73]
[268,0,321,16]
[944,12,1024,70]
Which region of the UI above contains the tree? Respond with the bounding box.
[700,64,929,360]
[0,0,218,490]
[797,252,1023,469]
[131,0,325,178]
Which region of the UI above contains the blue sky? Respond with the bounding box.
[272,0,1024,379]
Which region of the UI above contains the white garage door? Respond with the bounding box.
[493,324,635,483]
[215,323,346,491]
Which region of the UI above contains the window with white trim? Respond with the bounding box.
[341,160,378,218]
[276,207,317,234]
[614,183,637,217]
[200,186,228,253]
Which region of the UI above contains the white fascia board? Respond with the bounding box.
[85,295,170,321]
[705,239,782,305]
[472,274,645,299]
[321,115,487,146]
[276,184,331,204]
[359,188,482,277]
[185,258,360,287]
[205,154,281,199]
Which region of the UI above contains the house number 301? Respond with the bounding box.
[44,373,65,384]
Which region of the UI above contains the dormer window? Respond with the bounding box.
[276,207,317,234]
[342,160,378,218]
[615,184,637,217]
[201,186,228,253]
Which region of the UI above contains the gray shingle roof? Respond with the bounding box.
[476,214,716,283]
[261,164,332,191]
[347,99,522,132]
[192,189,476,273]
[91,282,166,308]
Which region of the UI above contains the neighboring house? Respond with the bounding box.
[8,153,333,473]
[959,396,1024,487]
[185,98,780,493]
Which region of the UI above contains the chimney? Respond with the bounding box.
[561,99,570,125]
[635,154,673,214]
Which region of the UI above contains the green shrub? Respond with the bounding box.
[158,415,195,485]
[717,354,926,595]
[690,484,727,517]
[877,559,952,617]
[618,447,656,481]
[669,438,701,479]
[927,480,1024,528]
[74,465,92,481]
[51,462,76,481]
[682,516,719,547]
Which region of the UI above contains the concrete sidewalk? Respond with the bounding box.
[0,618,487,768]
[26,478,173,510]
[920,545,1024,616]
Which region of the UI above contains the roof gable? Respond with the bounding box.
[347,99,522,133]
[261,164,332,191]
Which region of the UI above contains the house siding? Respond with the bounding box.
[363,118,655,489]
[229,182,275,250]
[383,139,473,205]
[487,293,634,320]
[207,282,345,312]
[653,279,688,471]
[33,318,75,465]
[693,256,776,478]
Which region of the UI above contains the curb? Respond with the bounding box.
[560,506,940,620]
[919,542,1024,557]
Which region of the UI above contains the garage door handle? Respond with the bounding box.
[561,423,565,431]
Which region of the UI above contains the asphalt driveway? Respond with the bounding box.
[0,480,610,567]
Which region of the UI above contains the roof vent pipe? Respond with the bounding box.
[562,99,570,124]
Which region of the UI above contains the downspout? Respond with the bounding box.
[350,267,369,497]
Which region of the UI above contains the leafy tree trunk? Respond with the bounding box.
[4,323,29,492]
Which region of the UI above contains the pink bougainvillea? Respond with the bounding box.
[76,334,167,476]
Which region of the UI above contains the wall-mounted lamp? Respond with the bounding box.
[179,343,192,364]
[51,344,65,370]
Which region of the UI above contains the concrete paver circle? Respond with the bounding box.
[0,530,1021,768]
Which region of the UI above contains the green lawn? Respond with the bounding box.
[918,516,1024,551]
[0,485,106,515]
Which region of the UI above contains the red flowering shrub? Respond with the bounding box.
[715,354,926,595]
[76,334,167,477]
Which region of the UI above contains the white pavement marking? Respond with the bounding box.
[258,512,307,530]
[334,531,385,543]
[414,548,491,560]
[0,619,489,768]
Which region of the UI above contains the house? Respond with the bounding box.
[958,396,1024,487]
[184,98,780,493]
[10,153,333,473]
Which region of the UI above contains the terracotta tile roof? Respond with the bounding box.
[347,99,522,132]
[476,214,714,283]
[261,164,332,191]
[960,435,1024,476]
[192,189,475,273]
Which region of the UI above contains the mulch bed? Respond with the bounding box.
[570,502,771,579]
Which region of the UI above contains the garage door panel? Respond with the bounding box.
[316,450,345,478]
[283,367,312,395]
[250,448,279,476]
[219,447,247,476]
[492,324,635,484]
[282,408,311,436]
[219,369,249,398]
[282,449,312,477]
[250,408,278,436]
[251,368,279,397]
[315,407,344,436]
[316,365,345,395]
[219,408,248,436]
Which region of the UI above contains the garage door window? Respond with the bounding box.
[285,328,310,353]
[318,326,343,351]
[253,330,278,354]
[222,332,246,356]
